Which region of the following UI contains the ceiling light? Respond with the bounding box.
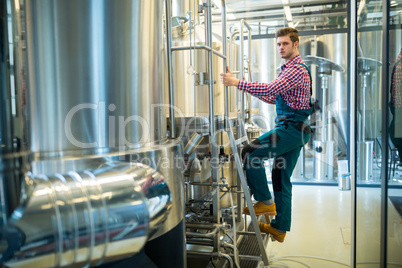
[357,0,366,18]
[284,6,292,22]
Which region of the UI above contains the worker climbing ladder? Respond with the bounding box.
[227,118,270,266]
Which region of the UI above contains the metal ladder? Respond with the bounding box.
[227,118,270,266]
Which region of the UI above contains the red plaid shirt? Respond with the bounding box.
[237,54,311,110]
[391,49,402,108]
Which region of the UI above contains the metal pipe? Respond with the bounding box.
[166,0,176,138]
[240,20,245,122]
[0,0,28,231]
[229,31,239,70]
[246,21,252,122]
[171,45,227,59]
[184,132,204,155]
[361,75,368,141]
[204,0,220,223]
[187,251,234,268]
[246,21,252,123]
[228,253,263,262]
[229,31,239,130]
[239,20,252,122]
[186,240,214,246]
[190,182,228,187]
[0,0,13,229]
[186,227,218,238]
[0,162,172,267]
[349,0,357,266]
[186,223,222,229]
[221,0,229,130]
[206,1,215,137]
[222,242,240,268]
[322,76,328,141]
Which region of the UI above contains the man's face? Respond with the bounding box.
[277,35,298,61]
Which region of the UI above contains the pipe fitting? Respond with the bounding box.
[0,162,171,267]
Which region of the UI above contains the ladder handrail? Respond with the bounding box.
[228,118,269,266]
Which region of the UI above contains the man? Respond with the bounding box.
[220,27,312,242]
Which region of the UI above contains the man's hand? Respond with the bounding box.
[220,66,240,87]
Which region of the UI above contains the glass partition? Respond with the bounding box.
[355,0,402,266]
[387,0,402,265]
[355,0,383,266]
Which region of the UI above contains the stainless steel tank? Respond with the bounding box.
[26,0,167,155]
[316,33,349,154]
[172,27,238,118]
[2,0,185,266]
[249,38,278,132]
[313,140,335,181]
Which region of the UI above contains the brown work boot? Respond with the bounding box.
[243,201,277,216]
[258,222,286,243]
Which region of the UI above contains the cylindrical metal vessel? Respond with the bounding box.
[357,141,374,182]
[171,20,238,119]
[172,0,199,24]
[8,0,187,266]
[313,140,334,180]
[338,174,351,191]
[249,38,277,132]
[316,33,349,152]
[25,0,167,155]
[1,163,171,268]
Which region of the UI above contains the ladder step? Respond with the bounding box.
[235,136,248,146]
[238,231,267,237]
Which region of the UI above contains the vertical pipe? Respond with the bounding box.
[380,1,390,267]
[240,20,245,122]
[247,28,252,121]
[322,79,327,141]
[221,0,228,129]
[362,76,366,141]
[0,0,9,229]
[229,30,243,224]
[166,0,176,138]
[205,0,220,223]
[206,0,214,136]
[349,0,357,266]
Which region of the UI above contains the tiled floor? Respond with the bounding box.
[264,185,352,268]
[262,185,402,268]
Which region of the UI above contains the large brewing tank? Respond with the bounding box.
[26,1,167,154]
[170,7,240,211]
[2,0,185,267]
[171,16,238,121]
[315,33,348,153]
[356,30,383,141]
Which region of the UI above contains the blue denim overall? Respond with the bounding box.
[242,66,313,231]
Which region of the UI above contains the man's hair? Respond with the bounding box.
[275,27,299,43]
